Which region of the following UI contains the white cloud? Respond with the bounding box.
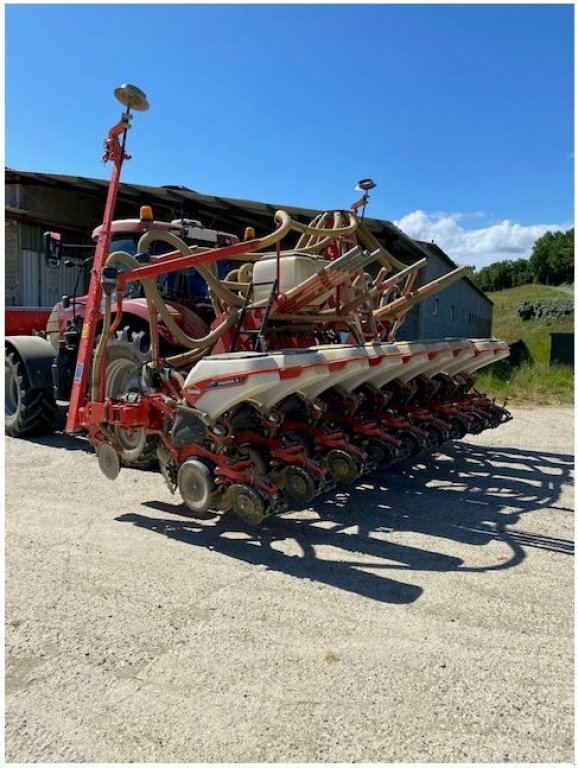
[393,210,571,269]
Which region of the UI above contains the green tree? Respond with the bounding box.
[550,228,574,283]
[529,231,555,283]
[529,228,574,284]
[473,228,573,292]
[510,258,532,286]
[473,259,525,292]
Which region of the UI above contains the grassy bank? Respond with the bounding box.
[475,361,574,405]
[487,283,574,363]
[477,283,574,405]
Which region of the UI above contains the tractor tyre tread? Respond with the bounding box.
[104,329,158,470]
[5,350,57,437]
[120,438,159,469]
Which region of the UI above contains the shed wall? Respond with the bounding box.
[5,220,88,308]
[396,251,492,340]
[5,223,20,305]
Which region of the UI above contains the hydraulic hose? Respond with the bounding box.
[165,345,213,368]
[104,211,372,354]
[136,220,353,311]
[91,291,113,401]
[295,212,328,250]
[294,212,339,253]
[284,209,358,239]
[106,250,239,350]
[137,230,246,308]
[356,224,410,271]
[239,210,359,258]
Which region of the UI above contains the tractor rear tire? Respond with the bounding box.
[104,330,159,469]
[5,350,57,437]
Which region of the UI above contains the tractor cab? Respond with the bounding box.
[92,213,240,306]
[43,211,242,350]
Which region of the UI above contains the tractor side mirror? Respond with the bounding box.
[43,231,62,268]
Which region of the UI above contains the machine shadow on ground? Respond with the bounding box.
[117,440,574,605]
[25,431,90,453]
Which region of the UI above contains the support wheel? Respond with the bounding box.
[229,484,266,526]
[365,438,396,467]
[5,350,57,437]
[281,466,316,504]
[325,449,359,484]
[424,424,445,453]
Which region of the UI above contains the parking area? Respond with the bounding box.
[5,406,574,762]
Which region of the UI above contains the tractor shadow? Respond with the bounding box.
[14,404,90,453]
[117,439,574,605]
[21,430,90,453]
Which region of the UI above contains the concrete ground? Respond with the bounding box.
[5,406,574,763]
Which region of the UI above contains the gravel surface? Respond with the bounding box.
[5,406,574,762]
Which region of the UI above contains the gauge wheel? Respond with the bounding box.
[177,458,217,514]
[424,424,445,453]
[282,466,316,504]
[399,432,422,459]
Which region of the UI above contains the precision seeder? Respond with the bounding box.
[67,85,512,525]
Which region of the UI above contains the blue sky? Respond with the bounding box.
[5,4,574,267]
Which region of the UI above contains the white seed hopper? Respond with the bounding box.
[182,351,280,421]
[302,344,370,400]
[392,341,433,383]
[256,348,329,409]
[460,339,510,374]
[252,254,330,305]
[442,339,477,375]
[361,342,407,389]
